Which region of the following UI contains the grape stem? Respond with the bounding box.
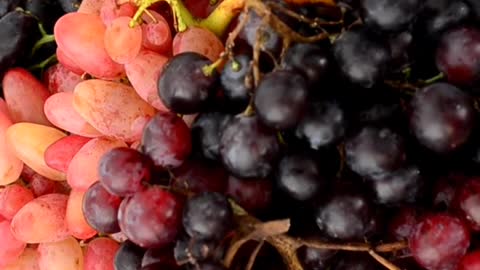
[31,22,55,57]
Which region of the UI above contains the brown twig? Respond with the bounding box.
[368,250,402,270]
[267,1,343,28]
[246,240,264,270]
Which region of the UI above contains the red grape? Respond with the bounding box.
[82,182,122,234]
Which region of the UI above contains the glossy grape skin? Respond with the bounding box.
[360,0,421,32]
[158,52,217,114]
[346,126,406,178]
[220,55,252,112]
[98,147,153,197]
[239,10,282,54]
[254,70,308,130]
[458,250,480,270]
[436,26,480,86]
[119,186,183,248]
[409,213,470,270]
[369,166,423,205]
[84,237,119,270]
[141,112,192,169]
[0,184,34,220]
[172,159,228,194]
[276,153,327,202]
[191,112,232,161]
[182,192,233,241]
[295,101,346,149]
[82,182,122,234]
[114,240,145,270]
[452,178,480,231]
[226,176,272,214]
[333,28,391,88]
[220,116,280,179]
[410,83,475,153]
[297,245,336,270]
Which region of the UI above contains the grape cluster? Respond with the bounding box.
[1,0,480,269]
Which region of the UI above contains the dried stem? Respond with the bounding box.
[368,250,402,270]
[246,240,264,270]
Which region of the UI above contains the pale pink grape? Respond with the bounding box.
[0,106,23,185]
[44,92,102,137]
[101,0,137,26]
[38,236,84,270]
[0,97,12,119]
[43,63,83,93]
[66,189,97,240]
[2,247,40,270]
[73,79,155,142]
[84,237,119,270]
[0,220,26,267]
[67,137,127,190]
[172,26,224,62]
[78,0,104,15]
[56,48,84,75]
[0,184,34,220]
[44,135,92,173]
[104,16,143,64]
[141,10,172,54]
[125,50,169,111]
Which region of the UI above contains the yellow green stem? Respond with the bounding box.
[200,0,246,37]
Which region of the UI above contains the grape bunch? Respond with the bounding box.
[1,0,480,269]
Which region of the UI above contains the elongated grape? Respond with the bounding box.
[44,92,102,137]
[0,106,23,185]
[0,184,34,220]
[11,193,69,243]
[44,135,92,173]
[73,79,156,142]
[67,137,127,190]
[0,220,26,267]
[3,68,52,126]
[38,236,84,270]
[66,189,97,240]
[54,13,125,79]
[43,63,83,93]
[3,247,40,270]
[84,237,119,270]
[100,0,137,26]
[172,27,224,62]
[125,50,169,111]
[56,48,84,75]
[104,16,142,64]
[6,123,66,180]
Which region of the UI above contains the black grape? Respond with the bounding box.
[369,166,423,205]
[58,0,81,13]
[0,0,22,18]
[114,241,146,270]
[220,54,252,112]
[25,0,64,33]
[361,0,422,32]
[239,10,282,54]
[191,112,232,161]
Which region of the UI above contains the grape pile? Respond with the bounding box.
[2,0,480,269]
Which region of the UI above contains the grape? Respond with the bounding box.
[172,159,228,193]
[0,220,26,267]
[141,112,192,168]
[219,55,252,112]
[436,26,480,86]
[254,70,308,130]
[295,101,346,149]
[276,153,327,201]
[333,28,391,87]
[191,112,232,160]
[66,189,97,240]
[315,187,377,240]
[409,213,470,270]
[98,147,153,197]
[58,0,81,12]
[422,1,471,38]
[226,175,272,213]
[458,251,480,270]
[73,79,156,142]
[158,52,218,114]
[297,245,336,270]
[43,63,83,94]
[174,236,221,264]
[105,16,143,64]
[183,192,233,241]
[25,0,63,33]
[239,10,282,54]
[281,43,332,86]
[114,241,146,270]
[38,236,84,270]
[84,237,120,270]
[361,0,421,32]
[6,123,66,181]
[141,10,172,54]
[410,83,475,153]
[119,186,183,248]
[2,247,40,270]
[184,0,218,18]
[67,137,127,190]
[44,135,92,174]
[82,182,122,234]
[220,116,280,179]
[0,0,22,18]
[44,92,102,137]
[3,68,52,126]
[11,193,69,243]
[56,48,85,75]
[142,247,176,268]
[0,184,34,220]
[29,173,68,197]
[432,175,462,210]
[54,12,125,79]
[101,0,137,26]
[172,27,224,62]
[0,105,22,185]
[369,166,423,205]
[452,178,480,231]
[124,50,169,111]
[388,207,419,241]
[0,98,11,119]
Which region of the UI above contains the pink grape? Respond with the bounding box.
[105,16,143,64]
[6,123,66,181]
[0,220,26,267]
[56,48,84,75]
[101,0,137,26]
[0,97,12,119]
[84,237,120,270]
[141,10,172,54]
[54,12,125,79]
[2,247,40,270]
[125,50,169,111]
[66,189,97,240]
[78,0,104,15]
[43,63,83,93]
[73,79,156,142]
[10,193,69,243]
[0,184,34,220]
[67,137,127,190]
[3,68,52,126]
[38,237,84,270]
[44,92,102,137]
[172,26,224,62]
[29,173,69,197]
[45,135,92,173]
[0,104,23,185]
